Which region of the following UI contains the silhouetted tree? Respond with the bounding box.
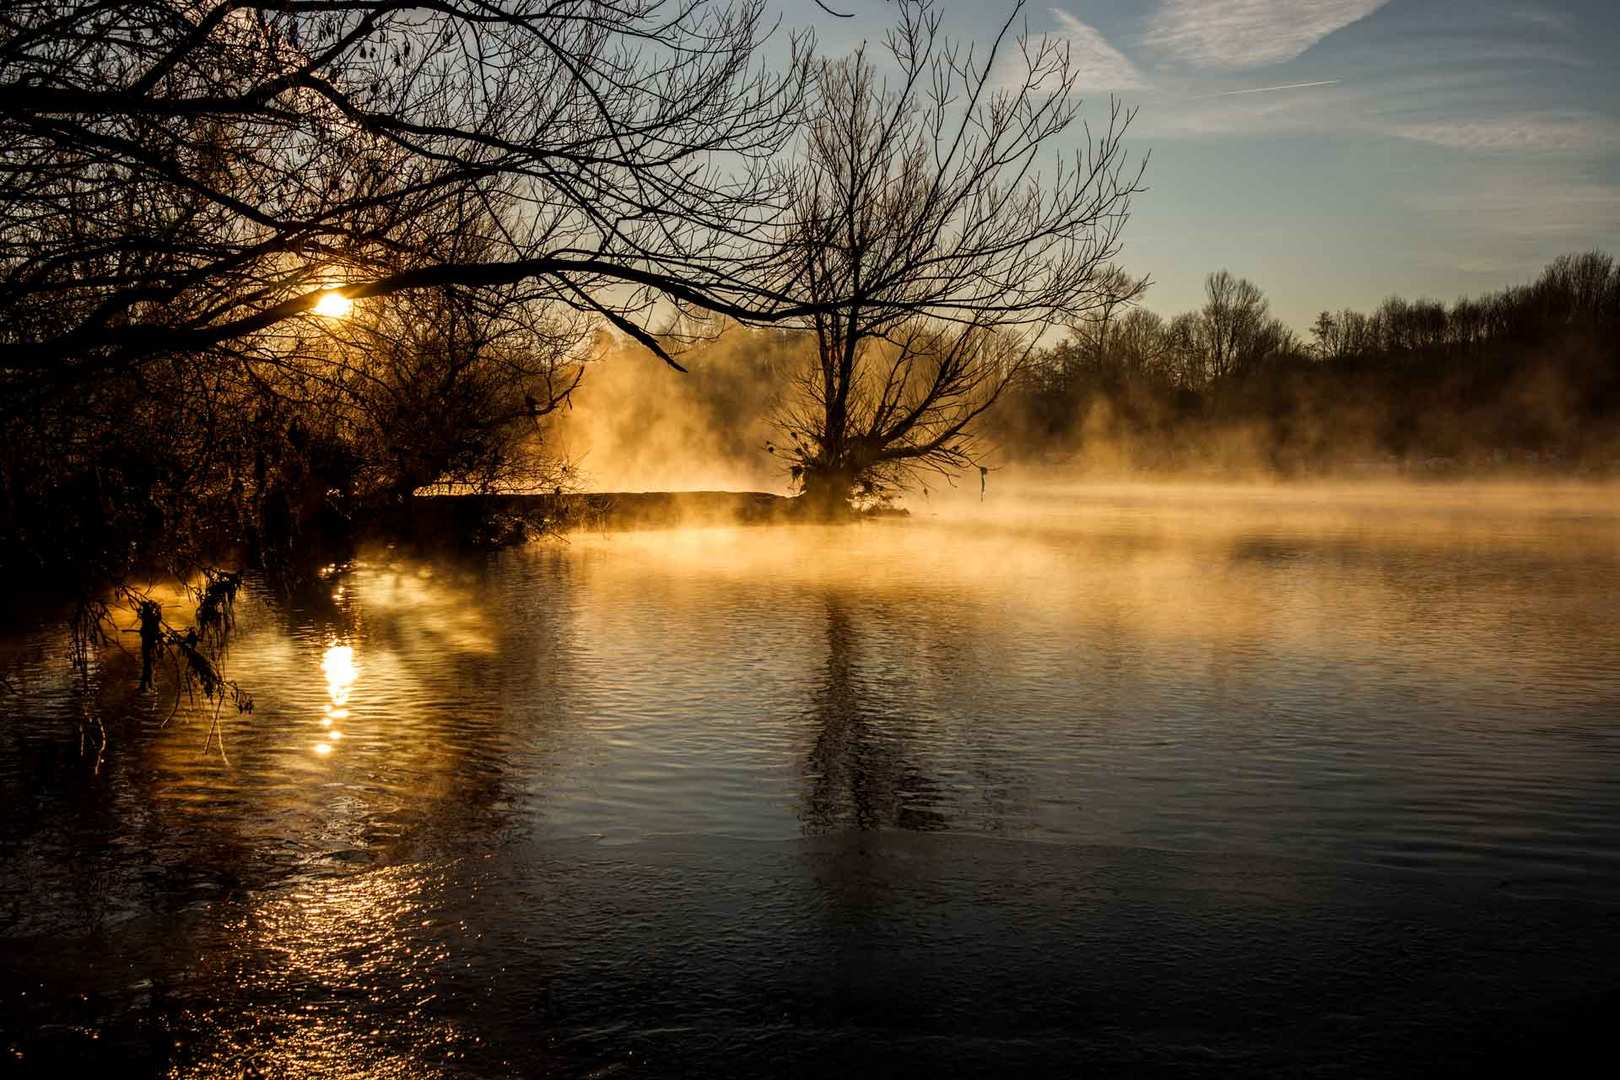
[1,0,835,580]
[773,0,1144,509]
[311,286,583,501]
[0,0,827,416]
[1183,270,1294,383]
[990,252,1620,473]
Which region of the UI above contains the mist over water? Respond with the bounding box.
[549,332,799,494]
[3,476,1619,1074]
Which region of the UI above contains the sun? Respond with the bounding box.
[312,290,353,318]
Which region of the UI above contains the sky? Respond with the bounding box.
[777,0,1620,330]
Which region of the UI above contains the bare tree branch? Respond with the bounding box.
[772,0,1146,508]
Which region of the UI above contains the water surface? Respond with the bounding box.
[3,481,1619,1075]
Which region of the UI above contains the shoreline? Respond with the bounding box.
[408,489,801,540]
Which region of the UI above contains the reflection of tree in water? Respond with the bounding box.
[800,599,949,834]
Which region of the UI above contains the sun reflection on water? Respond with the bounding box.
[317,644,359,758]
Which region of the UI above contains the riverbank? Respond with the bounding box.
[0,490,870,628]
[403,489,895,545]
[405,490,791,545]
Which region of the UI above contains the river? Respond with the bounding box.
[3,479,1618,1076]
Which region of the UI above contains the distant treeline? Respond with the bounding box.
[986,252,1620,473]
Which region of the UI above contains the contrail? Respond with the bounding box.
[1195,79,1341,99]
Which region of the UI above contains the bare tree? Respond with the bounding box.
[1113,307,1172,380]
[245,191,589,502]
[0,173,587,575]
[1200,271,1266,381]
[1171,270,1293,385]
[315,283,586,502]
[0,0,817,409]
[772,0,1145,509]
[1070,266,1145,367]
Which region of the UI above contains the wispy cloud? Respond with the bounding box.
[1410,176,1620,239]
[1147,0,1392,69]
[1509,5,1575,34]
[1146,96,1333,139]
[1408,173,1620,295]
[1049,9,1147,89]
[1386,114,1614,155]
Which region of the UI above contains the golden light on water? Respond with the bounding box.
[312,290,353,318]
[322,645,358,704]
[317,644,359,758]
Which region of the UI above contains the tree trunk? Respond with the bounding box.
[797,466,858,519]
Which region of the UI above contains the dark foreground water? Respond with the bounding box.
[3,481,1619,1076]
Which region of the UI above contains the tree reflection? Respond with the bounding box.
[800,599,948,833]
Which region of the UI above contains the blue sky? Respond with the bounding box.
[781,0,1620,329]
